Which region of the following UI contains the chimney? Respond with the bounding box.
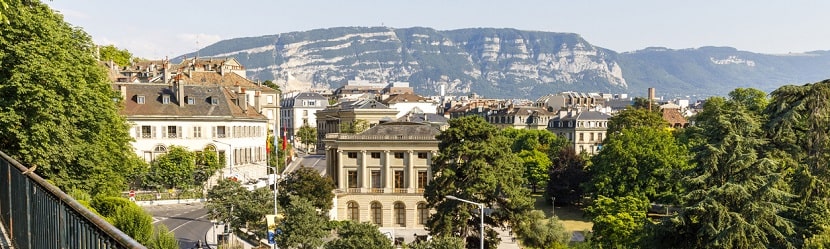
[238,88,248,113]
[163,56,170,83]
[118,85,126,101]
[177,82,185,106]
[254,91,261,111]
[648,88,656,111]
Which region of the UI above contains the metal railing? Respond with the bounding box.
[0,151,146,249]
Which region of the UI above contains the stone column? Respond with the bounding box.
[360,150,368,191]
[384,150,392,193]
[407,150,415,193]
[337,150,345,190]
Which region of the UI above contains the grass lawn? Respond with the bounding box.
[532,194,592,232]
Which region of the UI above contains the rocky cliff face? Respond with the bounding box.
[179,27,830,98]
[181,27,627,98]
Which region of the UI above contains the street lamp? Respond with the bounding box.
[446,195,484,249]
[213,140,233,177]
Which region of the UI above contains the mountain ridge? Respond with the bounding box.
[174,26,830,99]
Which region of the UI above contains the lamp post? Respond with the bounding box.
[213,140,233,177]
[446,195,484,249]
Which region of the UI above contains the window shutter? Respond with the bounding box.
[161,126,167,138]
[152,126,157,138]
[178,126,183,138]
[134,126,140,138]
[212,126,217,138]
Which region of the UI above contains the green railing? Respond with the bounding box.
[0,151,146,249]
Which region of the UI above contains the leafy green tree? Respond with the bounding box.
[340,119,370,133]
[112,203,154,244]
[585,195,649,248]
[503,128,567,192]
[546,147,588,206]
[425,116,533,249]
[263,80,280,92]
[729,87,768,115]
[587,126,688,204]
[296,124,318,151]
[206,178,249,229]
[517,149,552,193]
[0,0,141,195]
[606,107,668,135]
[278,166,335,212]
[146,145,195,190]
[514,210,571,249]
[98,44,132,66]
[765,80,830,243]
[655,96,795,248]
[194,149,221,189]
[278,196,328,249]
[324,221,394,249]
[146,224,179,249]
[407,236,465,249]
[632,97,659,111]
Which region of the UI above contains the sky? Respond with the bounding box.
[46,1,830,59]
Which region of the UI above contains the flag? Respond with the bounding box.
[266,137,271,153]
[282,125,287,151]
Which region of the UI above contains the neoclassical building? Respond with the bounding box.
[547,109,612,155]
[323,122,439,229]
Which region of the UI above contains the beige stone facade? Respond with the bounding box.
[324,122,439,228]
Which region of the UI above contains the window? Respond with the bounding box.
[266,110,273,119]
[141,126,152,138]
[303,110,309,117]
[348,171,358,188]
[210,96,218,105]
[394,202,406,226]
[215,126,227,138]
[394,170,405,188]
[266,95,274,104]
[193,126,202,138]
[186,97,195,105]
[371,202,382,226]
[417,152,428,159]
[137,95,145,104]
[417,202,429,225]
[371,152,381,159]
[308,100,316,106]
[347,201,359,221]
[579,133,584,142]
[162,94,170,104]
[167,126,179,138]
[347,152,358,159]
[598,133,603,141]
[590,132,594,141]
[394,152,404,159]
[371,170,382,188]
[417,171,428,189]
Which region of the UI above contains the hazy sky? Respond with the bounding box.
[46,1,830,59]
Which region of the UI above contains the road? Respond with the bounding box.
[144,203,213,249]
[290,153,326,175]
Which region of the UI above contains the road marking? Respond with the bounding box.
[170,213,209,232]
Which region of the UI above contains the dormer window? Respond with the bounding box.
[137,95,145,104]
[186,97,195,105]
[210,96,218,105]
[162,94,170,104]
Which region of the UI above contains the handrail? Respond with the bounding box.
[0,150,147,249]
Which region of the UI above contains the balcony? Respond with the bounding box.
[415,188,425,193]
[370,188,385,193]
[347,188,361,193]
[393,188,408,193]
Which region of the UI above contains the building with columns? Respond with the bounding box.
[323,122,439,229]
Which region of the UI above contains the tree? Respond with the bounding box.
[765,80,830,243]
[324,221,394,249]
[514,210,571,249]
[278,166,335,212]
[278,196,328,249]
[503,128,567,192]
[90,196,153,244]
[408,236,465,249]
[655,96,795,248]
[632,97,660,111]
[587,126,688,204]
[98,44,132,66]
[340,119,370,133]
[425,116,533,249]
[296,124,318,151]
[606,107,668,135]
[206,178,249,230]
[193,149,221,189]
[263,80,280,92]
[0,0,141,195]
[546,147,589,206]
[585,195,649,248]
[146,146,195,190]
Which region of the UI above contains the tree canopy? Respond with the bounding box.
[606,107,668,135]
[324,221,394,249]
[98,44,133,66]
[0,0,141,195]
[425,115,533,248]
[278,166,335,212]
[296,124,317,151]
[278,196,328,249]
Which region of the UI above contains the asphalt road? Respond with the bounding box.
[292,154,326,175]
[144,203,213,249]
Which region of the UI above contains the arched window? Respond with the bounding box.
[153,144,167,153]
[371,201,382,226]
[205,144,217,152]
[347,201,359,221]
[394,202,406,227]
[417,202,429,225]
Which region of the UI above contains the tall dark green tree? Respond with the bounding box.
[765,80,830,244]
[278,166,335,212]
[503,128,568,192]
[425,116,533,249]
[278,196,328,249]
[0,0,141,195]
[656,96,794,248]
[546,147,588,206]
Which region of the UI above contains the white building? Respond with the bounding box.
[381,93,439,118]
[281,92,329,148]
[116,82,270,182]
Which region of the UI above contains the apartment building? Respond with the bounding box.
[547,109,611,155]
